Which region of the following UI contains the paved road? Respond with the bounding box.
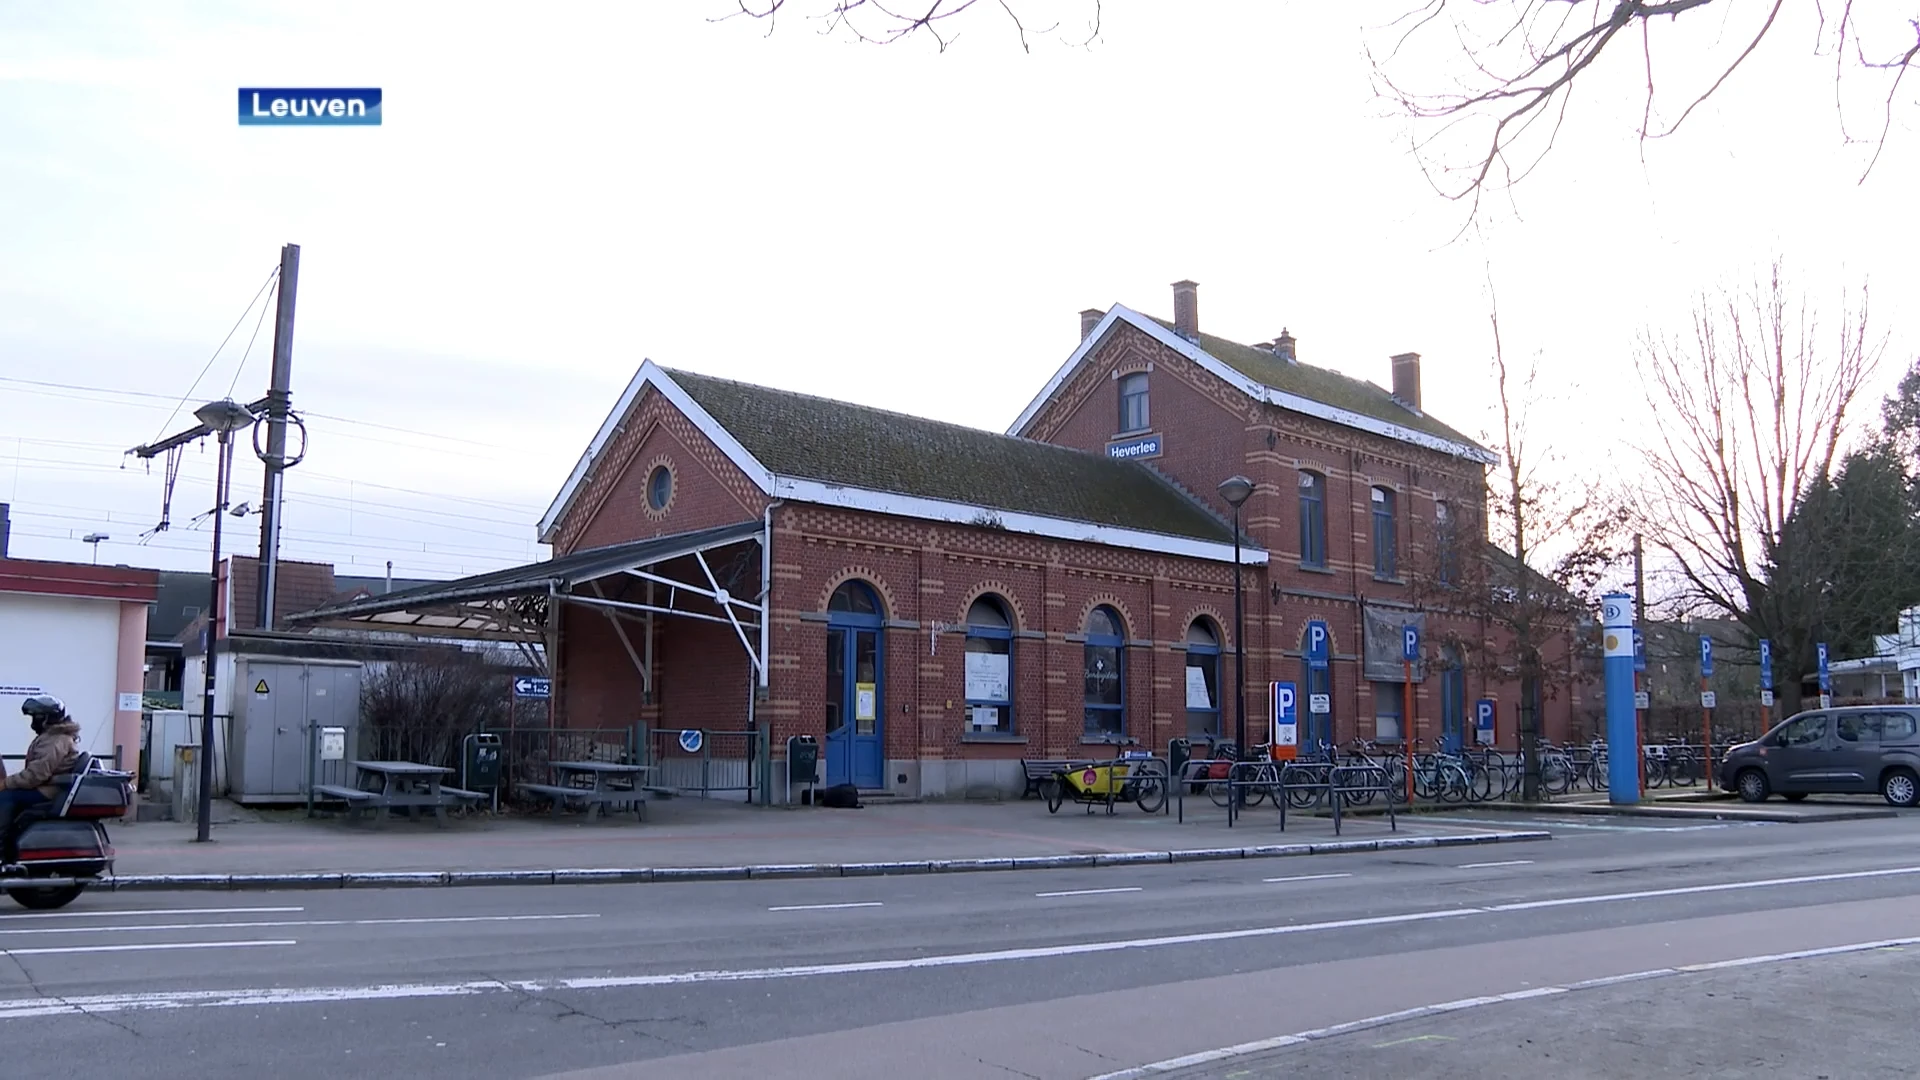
[4,810,1919,1078]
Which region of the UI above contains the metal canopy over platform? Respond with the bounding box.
[286,519,770,688]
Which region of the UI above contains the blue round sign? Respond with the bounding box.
[678,729,703,754]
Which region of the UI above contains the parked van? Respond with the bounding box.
[1717,706,1920,807]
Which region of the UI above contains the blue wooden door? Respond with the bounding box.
[824,581,885,789]
[1441,647,1465,753]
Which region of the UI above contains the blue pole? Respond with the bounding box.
[1601,592,1639,804]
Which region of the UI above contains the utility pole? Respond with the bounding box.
[255,243,300,632]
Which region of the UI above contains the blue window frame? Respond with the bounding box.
[1299,471,1327,568]
[1372,486,1397,578]
[1184,620,1221,737]
[1083,606,1126,737]
[647,465,673,510]
[1118,373,1149,433]
[964,595,1014,734]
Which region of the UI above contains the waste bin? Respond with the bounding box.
[1168,737,1192,793]
[786,735,819,804]
[463,733,503,791]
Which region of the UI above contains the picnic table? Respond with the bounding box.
[312,760,486,826]
[519,760,651,822]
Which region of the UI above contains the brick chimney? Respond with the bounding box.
[1171,280,1198,339]
[1275,329,1296,364]
[1080,308,1105,341]
[1391,352,1422,411]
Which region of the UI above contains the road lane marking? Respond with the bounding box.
[4,907,306,920]
[1457,860,1533,869]
[8,863,1920,1018]
[767,902,883,912]
[1371,1034,1454,1048]
[1,940,297,958]
[0,913,599,937]
[1263,873,1352,884]
[1085,936,1920,1078]
[1035,887,1143,898]
[1487,865,1920,912]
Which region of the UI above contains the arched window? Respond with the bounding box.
[1299,471,1327,569]
[1184,619,1221,737]
[1433,499,1456,585]
[1371,486,1398,577]
[964,595,1014,734]
[1118,373,1149,433]
[1083,606,1126,737]
[829,580,882,619]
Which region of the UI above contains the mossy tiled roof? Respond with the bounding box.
[1146,317,1487,452]
[666,368,1238,544]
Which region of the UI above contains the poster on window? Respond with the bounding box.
[969,706,999,730]
[964,652,1009,702]
[855,683,877,721]
[1363,604,1427,682]
[1185,665,1213,709]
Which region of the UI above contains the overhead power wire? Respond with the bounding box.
[150,263,281,443]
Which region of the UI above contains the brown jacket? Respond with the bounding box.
[5,721,80,799]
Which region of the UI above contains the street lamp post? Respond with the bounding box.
[1217,475,1255,805]
[192,398,257,843]
[82,533,108,564]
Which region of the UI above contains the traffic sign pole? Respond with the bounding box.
[1401,624,1418,804]
[1699,635,1714,775]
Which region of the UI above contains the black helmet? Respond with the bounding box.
[20,695,65,723]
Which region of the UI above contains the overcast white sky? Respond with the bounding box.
[1,0,1913,582]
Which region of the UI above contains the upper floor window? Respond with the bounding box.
[1299,471,1327,569]
[1118,373,1149,433]
[1372,486,1398,578]
[1434,499,1457,585]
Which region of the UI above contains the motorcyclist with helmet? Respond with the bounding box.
[0,696,82,836]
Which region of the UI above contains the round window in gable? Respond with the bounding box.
[646,465,673,511]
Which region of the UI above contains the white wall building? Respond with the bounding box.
[0,558,156,772]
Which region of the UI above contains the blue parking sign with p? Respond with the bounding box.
[1306,620,1329,668]
[1271,681,1299,755]
[1402,625,1419,662]
[1475,699,1496,745]
[1759,639,1773,690]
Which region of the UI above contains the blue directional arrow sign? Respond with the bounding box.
[1632,629,1646,673]
[512,676,551,700]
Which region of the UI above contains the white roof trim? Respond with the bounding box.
[1008,305,1497,465]
[772,477,1265,565]
[540,361,1265,563]
[537,361,775,543]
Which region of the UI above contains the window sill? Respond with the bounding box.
[960,732,1026,744]
[1298,563,1336,575]
[1079,737,1130,747]
[1373,574,1406,585]
[1113,427,1154,439]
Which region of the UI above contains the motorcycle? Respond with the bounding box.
[0,752,130,910]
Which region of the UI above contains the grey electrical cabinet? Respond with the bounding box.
[228,658,362,804]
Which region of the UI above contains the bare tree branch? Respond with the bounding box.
[713,0,1101,51]
[1372,1,1920,222]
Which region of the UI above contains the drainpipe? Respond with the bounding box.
[1349,450,1365,743]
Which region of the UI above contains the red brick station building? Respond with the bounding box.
[299,282,1585,799]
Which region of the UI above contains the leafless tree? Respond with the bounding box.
[1634,258,1885,712]
[713,0,1101,51]
[1410,272,1628,798]
[1370,1,1920,219]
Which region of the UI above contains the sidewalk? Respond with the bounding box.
[97,797,1549,891]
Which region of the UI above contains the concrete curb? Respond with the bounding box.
[88,828,1550,892]
[1463,800,1899,824]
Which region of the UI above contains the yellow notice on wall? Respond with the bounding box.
[854,682,877,721]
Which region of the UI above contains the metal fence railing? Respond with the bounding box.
[638,727,768,802]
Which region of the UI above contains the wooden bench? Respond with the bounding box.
[1020,760,1091,800]
[312,783,376,805]
[518,782,647,821]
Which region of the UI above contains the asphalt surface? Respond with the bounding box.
[8,809,1920,1078]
